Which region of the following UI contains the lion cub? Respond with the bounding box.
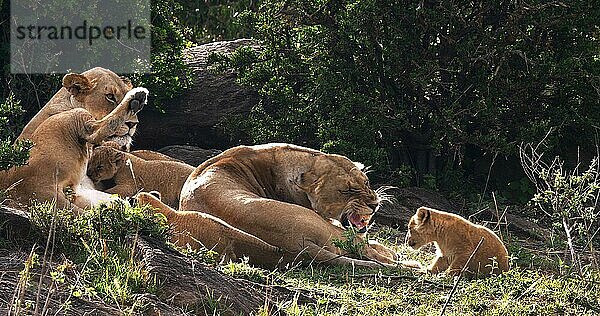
[1,87,147,212]
[406,207,509,277]
[135,192,284,267]
[87,144,194,208]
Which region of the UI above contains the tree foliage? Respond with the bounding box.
[214,0,600,188]
[0,0,196,111]
[0,93,32,171]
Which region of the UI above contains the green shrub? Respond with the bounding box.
[332,227,367,259]
[29,200,169,306]
[521,140,600,272]
[214,0,600,189]
[0,93,32,171]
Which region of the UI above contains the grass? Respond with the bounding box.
[16,200,170,313]
[221,253,600,315]
[4,200,600,315]
[218,226,600,315]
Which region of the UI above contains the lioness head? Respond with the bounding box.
[405,207,435,249]
[87,144,125,182]
[296,154,380,231]
[63,67,138,149]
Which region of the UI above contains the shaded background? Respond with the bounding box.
[1,0,599,205]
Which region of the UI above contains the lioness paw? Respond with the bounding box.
[123,87,148,114]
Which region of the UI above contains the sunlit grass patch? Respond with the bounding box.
[27,200,169,308]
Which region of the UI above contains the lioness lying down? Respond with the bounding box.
[87,144,194,208]
[406,207,509,277]
[178,143,399,267]
[137,192,397,268]
[1,88,148,212]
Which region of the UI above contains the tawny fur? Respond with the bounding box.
[136,192,284,267]
[406,206,509,277]
[129,150,184,163]
[87,146,194,208]
[179,143,397,268]
[17,67,139,150]
[1,87,148,212]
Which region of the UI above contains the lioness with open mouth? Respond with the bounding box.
[178,143,398,267]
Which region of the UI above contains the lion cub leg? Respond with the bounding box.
[446,253,486,277]
[135,192,283,267]
[85,88,147,144]
[428,255,451,274]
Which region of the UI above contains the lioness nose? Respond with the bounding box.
[125,122,137,129]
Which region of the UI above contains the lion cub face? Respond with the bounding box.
[406,207,436,249]
[87,145,125,182]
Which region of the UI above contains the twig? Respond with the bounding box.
[439,237,485,316]
[477,152,498,209]
[562,216,580,274]
[33,168,59,315]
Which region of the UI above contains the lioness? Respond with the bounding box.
[18,67,139,150]
[406,207,509,277]
[179,143,398,267]
[87,144,194,208]
[1,88,148,212]
[138,192,396,268]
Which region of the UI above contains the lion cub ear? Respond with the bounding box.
[113,151,126,166]
[63,73,94,96]
[415,207,431,225]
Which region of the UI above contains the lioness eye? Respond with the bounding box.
[106,93,116,103]
[340,188,361,195]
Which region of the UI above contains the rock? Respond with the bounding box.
[373,186,456,229]
[134,236,312,315]
[0,206,312,315]
[371,187,550,241]
[469,207,551,241]
[0,206,33,242]
[158,145,222,167]
[135,39,260,150]
[130,293,191,316]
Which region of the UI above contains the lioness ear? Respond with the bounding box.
[353,161,365,170]
[120,76,133,89]
[297,171,319,190]
[415,207,431,225]
[63,73,94,96]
